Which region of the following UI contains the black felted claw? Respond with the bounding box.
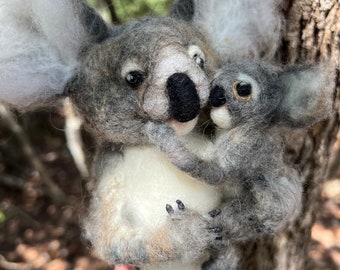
[248,215,257,222]
[166,204,174,215]
[256,224,266,233]
[208,209,221,218]
[176,200,185,210]
[257,174,269,187]
[207,227,223,234]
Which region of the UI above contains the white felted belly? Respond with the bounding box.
[99,145,222,231]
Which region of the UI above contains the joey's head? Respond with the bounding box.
[209,61,335,130]
[209,62,281,130]
[68,17,218,143]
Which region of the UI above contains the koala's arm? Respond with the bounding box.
[85,144,220,267]
[145,121,236,185]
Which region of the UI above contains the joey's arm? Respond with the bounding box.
[145,121,235,185]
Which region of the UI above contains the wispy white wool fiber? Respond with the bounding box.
[0,0,86,109]
[193,0,283,60]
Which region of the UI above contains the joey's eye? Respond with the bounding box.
[125,71,145,88]
[232,81,252,102]
[194,54,204,69]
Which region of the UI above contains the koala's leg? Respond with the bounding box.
[85,146,221,267]
[217,170,302,242]
[249,170,302,235]
[85,197,222,267]
[85,145,159,266]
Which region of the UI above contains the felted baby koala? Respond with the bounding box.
[147,60,335,269]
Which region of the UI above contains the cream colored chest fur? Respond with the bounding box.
[98,145,222,231]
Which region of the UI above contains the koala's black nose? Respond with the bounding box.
[209,85,226,107]
[166,73,200,123]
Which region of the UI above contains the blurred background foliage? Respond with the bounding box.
[87,0,172,24]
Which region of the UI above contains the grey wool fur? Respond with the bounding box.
[147,60,335,269]
[74,17,223,270]
[0,0,335,270]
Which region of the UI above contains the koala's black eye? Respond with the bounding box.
[232,81,252,102]
[125,71,145,88]
[194,54,204,69]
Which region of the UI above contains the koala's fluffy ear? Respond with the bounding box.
[170,0,195,21]
[189,0,283,60]
[0,0,109,110]
[278,63,335,128]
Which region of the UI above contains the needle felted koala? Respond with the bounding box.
[146,60,335,269]
[75,16,224,270]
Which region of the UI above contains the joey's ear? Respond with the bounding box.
[0,0,109,110]
[278,63,335,128]
[170,0,195,21]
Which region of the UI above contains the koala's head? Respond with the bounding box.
[68,17,218,143]
[0,0,219,145]
[209,61,335,130]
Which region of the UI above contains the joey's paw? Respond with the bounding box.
[246,215,275,234]
[255,223,274,234]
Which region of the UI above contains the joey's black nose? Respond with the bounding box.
[166,73,200,123]
[209,85,226,107]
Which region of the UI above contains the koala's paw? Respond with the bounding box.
[165,200,222,255]
[145,121,174,144]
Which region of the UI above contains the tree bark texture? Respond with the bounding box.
[240,0,340,269]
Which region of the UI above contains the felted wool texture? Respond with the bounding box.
[192,0,283,60]
[0,0,89,109]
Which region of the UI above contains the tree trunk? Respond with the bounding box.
[240,0,340,269]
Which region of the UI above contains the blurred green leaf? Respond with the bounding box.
[0,211,6,224]
[87,0,172,24]
[114,0,171,22]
